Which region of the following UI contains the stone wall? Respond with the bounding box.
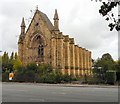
[18,9,92,76]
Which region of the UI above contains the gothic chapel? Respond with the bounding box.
[18,8,92,76]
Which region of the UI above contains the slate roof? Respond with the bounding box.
[25,10,54,34]
[39,11,54,31]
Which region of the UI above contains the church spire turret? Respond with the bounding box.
[53,9,59,31]
[20,17,26,35]
[54,9,59,20]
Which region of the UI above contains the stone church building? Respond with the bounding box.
[18,8,92,76]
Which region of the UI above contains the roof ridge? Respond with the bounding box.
[25,10,54,34]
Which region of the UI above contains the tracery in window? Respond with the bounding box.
[30,33,45,62]
[38,44,44,58]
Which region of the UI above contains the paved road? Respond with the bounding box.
[2,82,118,102]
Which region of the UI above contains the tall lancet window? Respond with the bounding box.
[41,44,44,58]
[38,44,44,59]
[38,45,41,57]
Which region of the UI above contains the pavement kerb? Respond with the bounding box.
[2,82,119,88]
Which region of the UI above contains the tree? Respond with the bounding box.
[2,52,9,73]
[92,1,120,31]
[10,52,14,61]
[114,58,120,72]
[2,52,9,64]
[1,51,79,83]
[93,53,115,82]
[101,53,115,71]
[13,59,22,71]
[102,53,114,61]
[15,52,18,60]
[9,52,15,72]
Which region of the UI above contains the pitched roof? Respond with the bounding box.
[25,10,54,34]
[39,11,54,31]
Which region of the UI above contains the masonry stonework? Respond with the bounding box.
[18,8,92,76]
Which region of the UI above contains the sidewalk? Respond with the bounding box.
[59,84,119,88]
[2,82,119,88]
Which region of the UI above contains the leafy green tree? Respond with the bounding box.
[13,52,22,71]
[13,59,22,71]
[2,52,9,73]
[15,52,18,60]
[2,52,9,64]
[93,53,116,83]
[115,59,120,72]
[113,59,120,83]
[99,2,120,31]
[9,52,15,72]
[91,1,120,31]
[10,52,14,61]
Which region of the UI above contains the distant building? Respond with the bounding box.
[18,8,92,76]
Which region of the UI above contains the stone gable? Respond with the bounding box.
[18,9,92,76]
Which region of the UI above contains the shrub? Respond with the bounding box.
[44,73,56,84]
[13,66,26,82]
[13,59,22,71]
[2,72,9,82]
[61,74,77,82]
[9,63,81,84]
[106,71,116,85]
[26,63,38,72]
[87,75,105,84]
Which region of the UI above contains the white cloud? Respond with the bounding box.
[0,0,118,60]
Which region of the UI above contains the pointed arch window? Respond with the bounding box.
[38,44,44,58]
[41,44,44,58]
[38,45,41,57]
